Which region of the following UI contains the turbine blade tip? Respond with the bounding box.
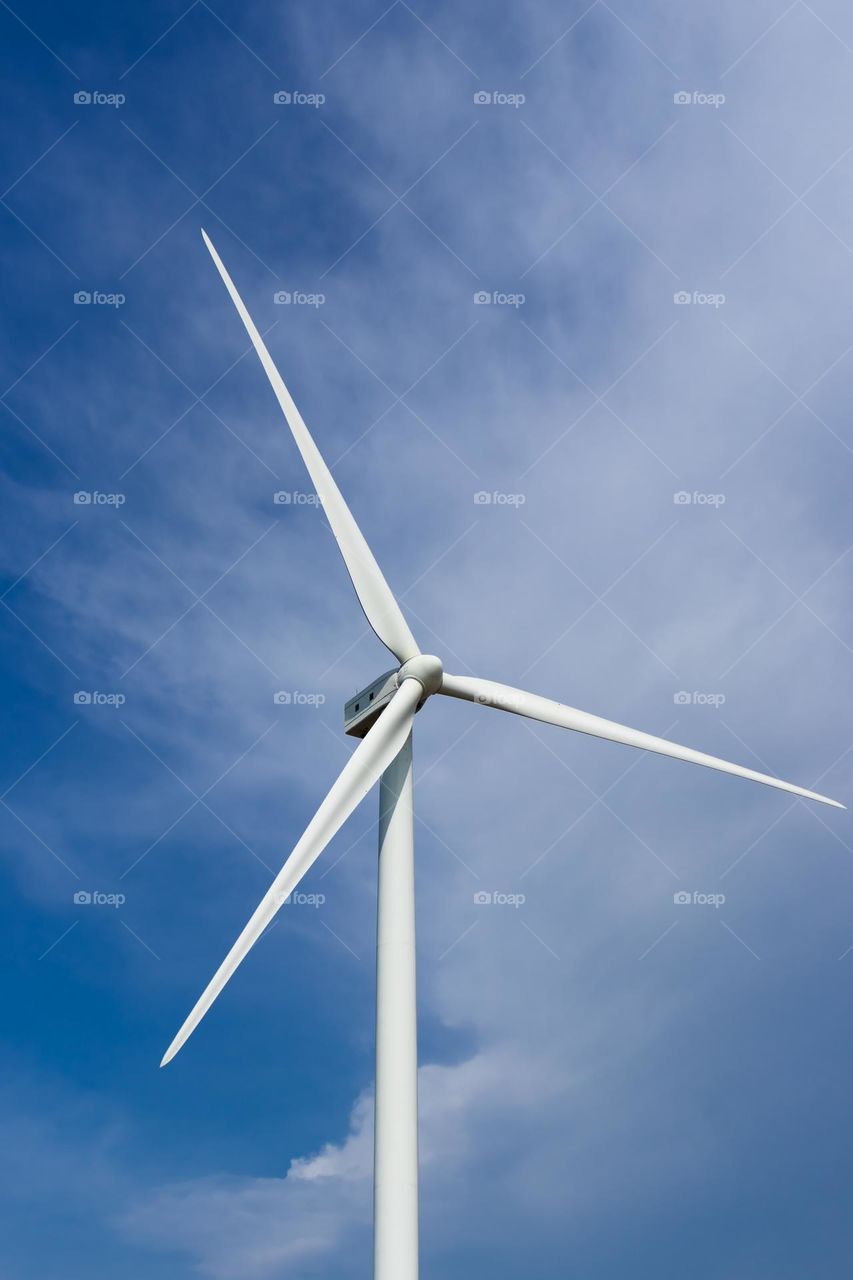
[810,793,844,810]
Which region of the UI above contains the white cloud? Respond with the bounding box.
[122,1044,569,1277]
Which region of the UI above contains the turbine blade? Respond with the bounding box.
[440,673,844,809]
[161,677,422,1066]
[201,230,419,665]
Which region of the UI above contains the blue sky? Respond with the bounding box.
[2,1,853,1275]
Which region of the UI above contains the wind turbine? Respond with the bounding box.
[161,230,844,1280]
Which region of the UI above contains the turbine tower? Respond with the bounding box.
[161,231,844,1280]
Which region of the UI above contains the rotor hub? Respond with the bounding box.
[397,653,443,699]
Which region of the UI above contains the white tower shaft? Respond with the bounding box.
[374,733,419,1280]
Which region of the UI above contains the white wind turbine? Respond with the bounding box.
[162,230,844,1280]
